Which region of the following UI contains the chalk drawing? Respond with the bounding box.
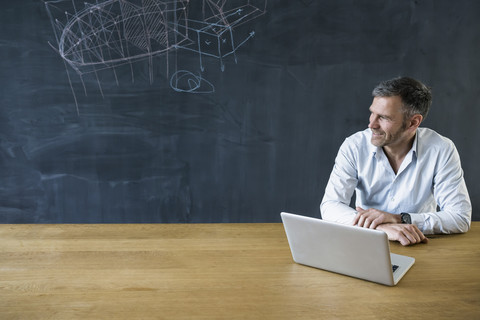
[170,70,215,93]
[44,0,267,109]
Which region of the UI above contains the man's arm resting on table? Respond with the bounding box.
[376,223,429,246]
[354,207,428,246]
[353,207,401,229]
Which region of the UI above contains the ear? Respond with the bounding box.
[408,114,423,130]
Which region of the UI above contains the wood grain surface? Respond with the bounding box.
[1,223,479,319]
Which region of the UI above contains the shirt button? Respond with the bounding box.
[391,197,395,202]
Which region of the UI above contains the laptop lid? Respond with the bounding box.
[280,212,415,286]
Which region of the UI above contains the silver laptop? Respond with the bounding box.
[280,212,415,286]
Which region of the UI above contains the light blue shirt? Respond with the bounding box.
[320,128,471,234]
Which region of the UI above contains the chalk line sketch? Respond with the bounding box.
[44,0,267,109]
[170,70,215,93]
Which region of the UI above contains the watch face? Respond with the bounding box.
[402,213,411,224]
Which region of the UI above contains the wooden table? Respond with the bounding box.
[1,222,479,319]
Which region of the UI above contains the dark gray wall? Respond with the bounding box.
[0,0,478,223]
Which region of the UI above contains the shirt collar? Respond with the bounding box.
[369,129,419,159]
[411,131,419,157]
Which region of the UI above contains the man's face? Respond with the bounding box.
[368,96,408,148]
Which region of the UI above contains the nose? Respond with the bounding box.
[368,113,379,129]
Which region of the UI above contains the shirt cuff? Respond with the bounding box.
[410,213,425,231]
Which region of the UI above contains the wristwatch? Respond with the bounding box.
[400,212,412,224]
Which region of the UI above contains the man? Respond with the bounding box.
[320,77,471,246]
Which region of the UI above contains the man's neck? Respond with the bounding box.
[383,133,416,174]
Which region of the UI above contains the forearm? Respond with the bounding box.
[410,209,471,235]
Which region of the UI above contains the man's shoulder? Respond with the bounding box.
[417,128,457,157]
[417,128,455,148]
[345,128,371,144]
[340,129,373,155]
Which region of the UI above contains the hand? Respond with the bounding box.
[376,224,429,246]
[352,207,400,229]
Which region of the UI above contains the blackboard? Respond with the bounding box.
[1,0,479,223]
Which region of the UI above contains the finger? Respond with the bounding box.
[369,214,386,229]
[352,208,364,225]
[396,228,417,245]
[400,228,428,245]
[398,234,411,246]
[357,215,367,228]
[363,218,371,229]
[370,219,380,229]
[352,213,360,226]
[416,231,429,244]
[366,217,378,229]
[406,229,422,244]
[353,212,365,226]
[408,226,428,244]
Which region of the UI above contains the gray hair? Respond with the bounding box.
[372,77,432,120]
